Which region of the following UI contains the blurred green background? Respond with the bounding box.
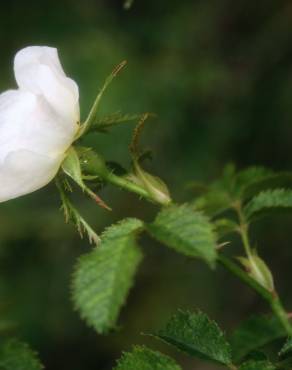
[1,1,292,369]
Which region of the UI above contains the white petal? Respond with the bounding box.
[0,90,77,162]
[14,46,79,124]
[0,89,78,202]
[0,149,62,202]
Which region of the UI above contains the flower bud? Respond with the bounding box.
[76,147,109,179]
[133,160,171,206]
[238,250,274,292]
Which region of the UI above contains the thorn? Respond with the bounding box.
[91,193,112,211]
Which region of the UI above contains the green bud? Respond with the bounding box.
[132,160,171,206]
[238,250,274,292]
[75,146,109,179]
[62,146,111,210]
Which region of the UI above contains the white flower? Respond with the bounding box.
[0,46,79,202]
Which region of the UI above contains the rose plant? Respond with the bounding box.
[1,46,292,370]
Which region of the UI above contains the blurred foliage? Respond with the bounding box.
[1,0,292,369]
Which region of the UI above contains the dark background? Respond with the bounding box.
[1,1,292,369]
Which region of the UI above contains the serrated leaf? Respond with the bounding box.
[279,337,292,357]
[146,204,218,267]
[234,167,274,199]
[0,339,43,370]
[239,360,276,370]
[114,346,182,370]
[244,189,292,220]
[150,310,232,366]
[230,315,286,362]
[72,218,143,333]
[193,189,232,217]
[240,172,292,201]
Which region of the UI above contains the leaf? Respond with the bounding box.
[238,360,276,370]
[146,204,218,267]
[240,171,292,201]
[213,218,238,239]
[114,346,182,370]
[279,337,292,357]
[72,218,143,333]
[0,339,43,370]
[193,189,232,217]
[150,310,232,366]
[234,167,274,199]
[244,189,292,220]
[230,314,286,362]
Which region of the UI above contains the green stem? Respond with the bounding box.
[105,172,159,205]
[230,201,292,336]
[219,254,292,336]
[270,297,292,336]
[234,201,253,258]
[218,254,272,302]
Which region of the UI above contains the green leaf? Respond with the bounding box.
[114,346,182,370]
[72,218,143,333]
[0,339,43,370]
[62,147,85,189]
[146,204,218,267]
[150,310,232,366]
[213,218,238,239]
[244,189,292,220]
[234,166,274,199]
[239,360,276,370]
[279,337,292,357]
[193,189,232,217]
[239,171,292,201]
[230,315,286,362]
